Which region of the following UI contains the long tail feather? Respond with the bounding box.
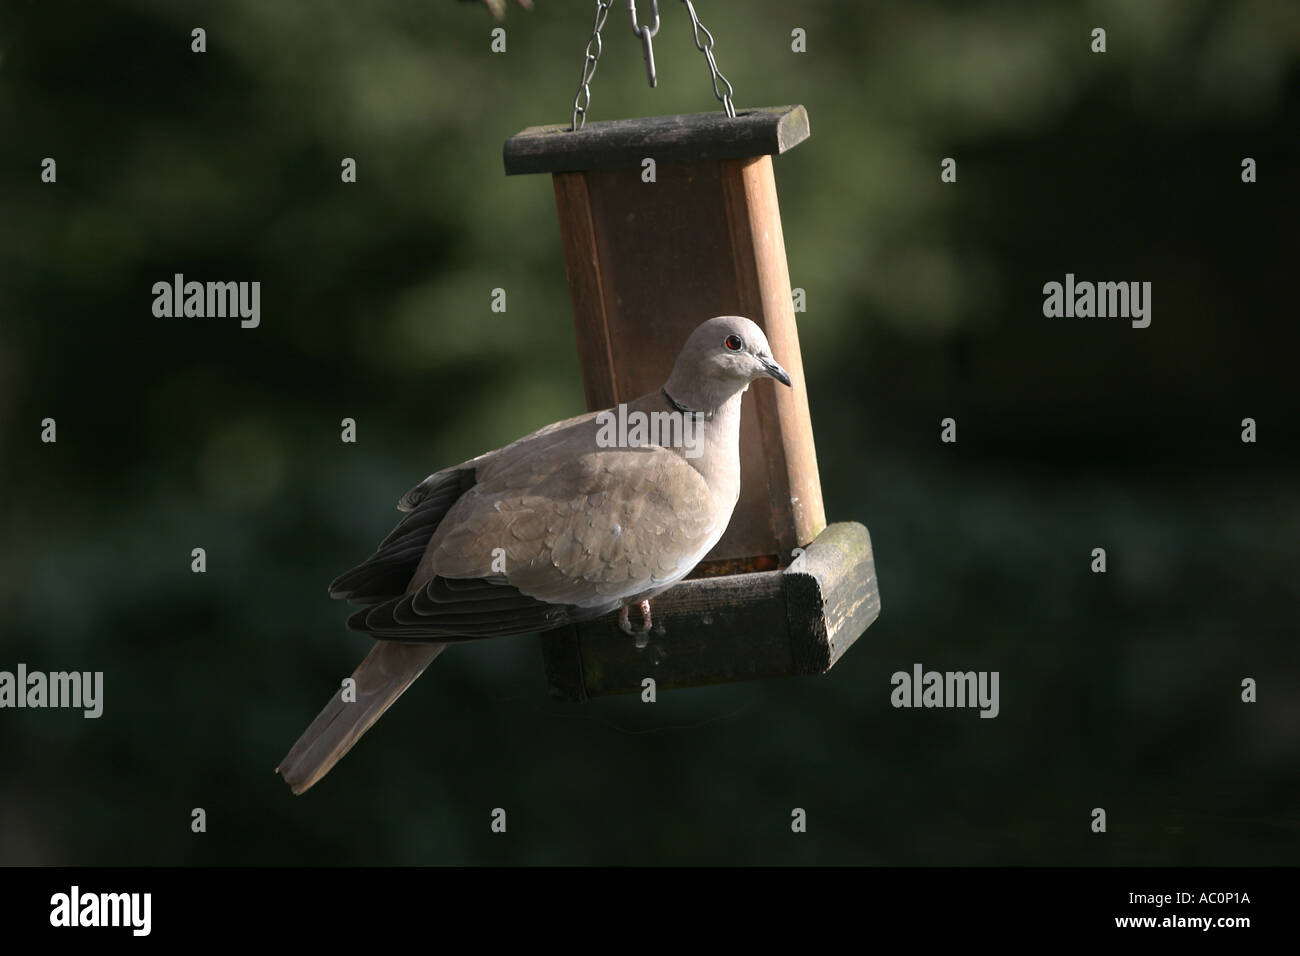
[277,641,446,795]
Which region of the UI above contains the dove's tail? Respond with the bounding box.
[277,641,446,795]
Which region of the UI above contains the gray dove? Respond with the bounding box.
[277,315,791,794]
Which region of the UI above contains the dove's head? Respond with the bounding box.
[663,316,792,410]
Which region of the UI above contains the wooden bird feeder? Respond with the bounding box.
[503,14,878,700]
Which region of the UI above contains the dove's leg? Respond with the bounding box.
[618,599,653,636]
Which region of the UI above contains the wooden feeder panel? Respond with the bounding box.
[506,106,824,566]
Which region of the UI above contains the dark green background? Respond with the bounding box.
[1,0,1297,864]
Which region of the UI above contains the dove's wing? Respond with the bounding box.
[345,439,725,642]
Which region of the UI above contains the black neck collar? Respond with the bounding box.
[661,387,712,422]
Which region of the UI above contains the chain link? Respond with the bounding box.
[570,0,615,131]
[567,0,736,131]
[629,0,661,87]
[680,0,735,117]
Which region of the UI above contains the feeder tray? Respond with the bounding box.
[504,104,880,701]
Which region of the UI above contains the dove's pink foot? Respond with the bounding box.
[618,599,653,636]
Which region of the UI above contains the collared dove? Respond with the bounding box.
[277,315,791,794]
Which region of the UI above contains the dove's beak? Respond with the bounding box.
[761,356,792,387]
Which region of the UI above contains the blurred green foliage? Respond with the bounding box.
[0,0,1297,864]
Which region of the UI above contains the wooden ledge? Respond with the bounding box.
[539,521,879,701]
[503,105,810,176]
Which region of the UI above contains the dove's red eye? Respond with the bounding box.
[724,334,744,351]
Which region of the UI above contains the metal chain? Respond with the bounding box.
[570,0,615,131]
[629,0,661,87]
[568,0,736,131]
[680,0,735,117]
